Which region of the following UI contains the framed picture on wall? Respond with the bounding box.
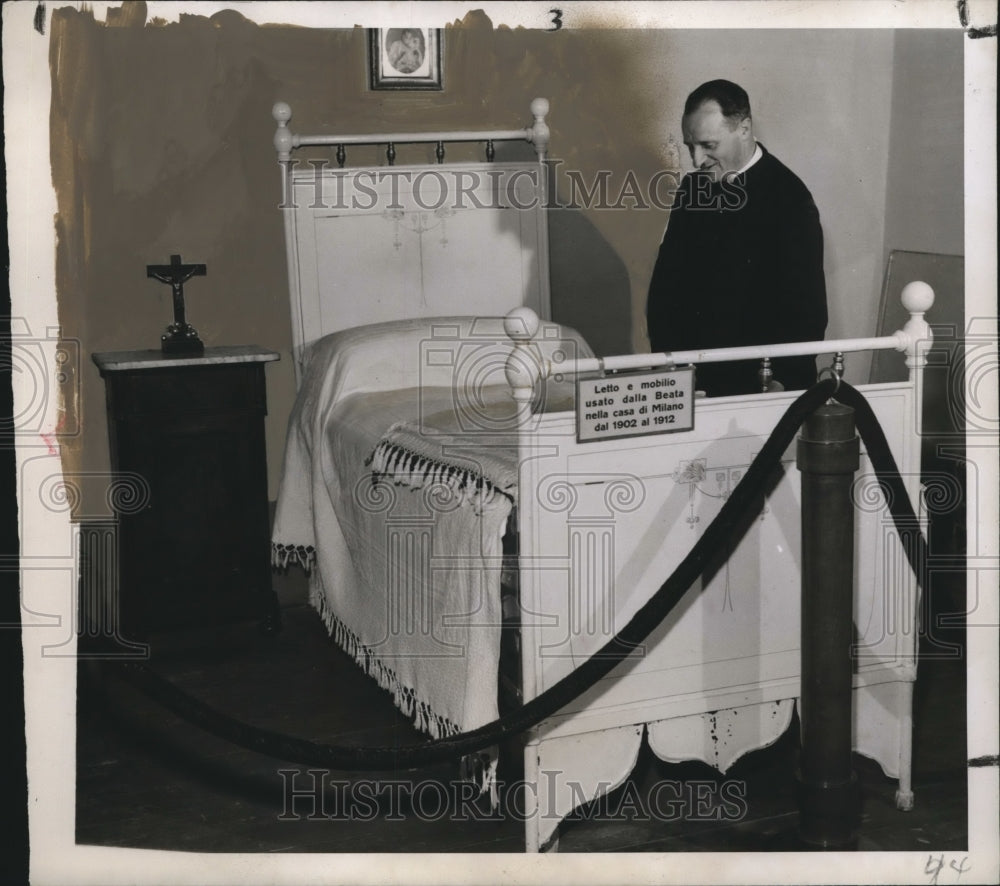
[369,28,443,90]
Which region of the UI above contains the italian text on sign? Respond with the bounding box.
[577,367,695,442]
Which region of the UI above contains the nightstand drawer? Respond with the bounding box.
[108,362,266,419]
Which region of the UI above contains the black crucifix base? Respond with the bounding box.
[147,254,207,356]
[161,322,205,355]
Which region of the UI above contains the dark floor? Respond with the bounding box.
[75,554,969,856]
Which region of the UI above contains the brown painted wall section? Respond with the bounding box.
[49,8,664,511]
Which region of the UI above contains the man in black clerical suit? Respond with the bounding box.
[646,80,828,397]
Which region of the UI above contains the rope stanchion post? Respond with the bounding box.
[795,401,862,849]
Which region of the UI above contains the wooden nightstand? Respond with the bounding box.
[93,346,282,642]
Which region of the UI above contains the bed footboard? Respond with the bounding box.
[503,285,933,851]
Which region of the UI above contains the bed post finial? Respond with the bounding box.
[504,307,543,424]
[528,97,550,160]
[273,102,293,161]
[896,281,934,443]
[897,281,935,379]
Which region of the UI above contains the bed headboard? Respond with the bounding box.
[272,99,553,382]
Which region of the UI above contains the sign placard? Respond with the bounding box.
[577,367,695,442]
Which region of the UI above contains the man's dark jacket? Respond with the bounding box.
[646,145,828,397]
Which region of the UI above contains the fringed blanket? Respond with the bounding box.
[271,318,590,795]
[369,421,518,512]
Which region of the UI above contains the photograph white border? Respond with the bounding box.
[5,2,996,885]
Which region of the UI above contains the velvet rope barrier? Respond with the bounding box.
[833,382,927,580]
[114,379,926,770]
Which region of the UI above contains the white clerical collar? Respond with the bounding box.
[735,141,763,176]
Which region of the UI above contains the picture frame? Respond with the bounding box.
[369,27,443,91]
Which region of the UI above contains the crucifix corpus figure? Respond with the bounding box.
[147,254,207,354]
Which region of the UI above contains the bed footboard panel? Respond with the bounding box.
[514,384,920,845]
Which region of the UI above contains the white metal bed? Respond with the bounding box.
[270,98,931,851]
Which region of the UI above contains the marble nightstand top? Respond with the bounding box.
[92,345,280,373]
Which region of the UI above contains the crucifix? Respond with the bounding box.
[147,254,207,354]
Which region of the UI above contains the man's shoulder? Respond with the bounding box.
[754,146,814,197]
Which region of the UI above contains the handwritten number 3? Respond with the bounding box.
[549,9,563,30]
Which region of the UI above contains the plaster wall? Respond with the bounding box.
[882,28,965,261]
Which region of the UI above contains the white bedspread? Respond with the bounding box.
[271,318,588,744]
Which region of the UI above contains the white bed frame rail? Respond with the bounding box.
[273,98,552,161]
[503,281,935,408]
